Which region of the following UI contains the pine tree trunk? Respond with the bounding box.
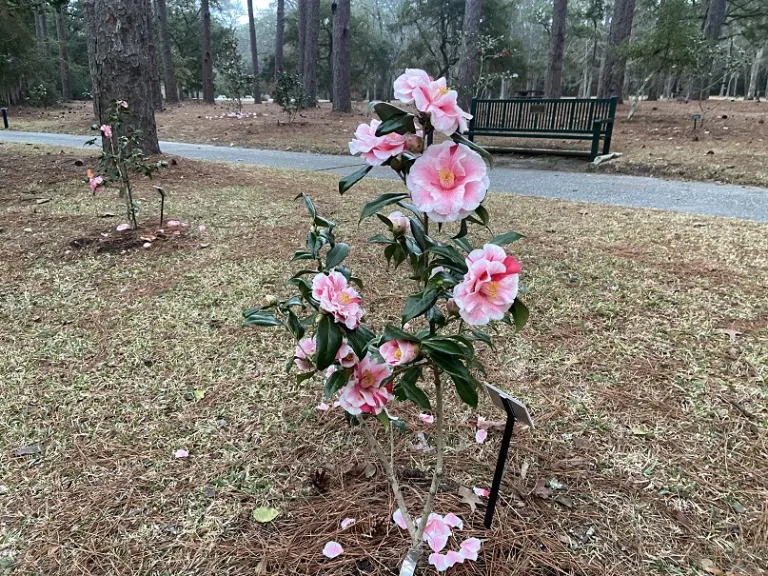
[201,0,215,103]
[146,0,164,110]
[40,11,51,57]
[599,0,636,101]
[544,0,567,98]
[331,0,351,112]
[275,0,285,76]
[303,0,320,107]
[692,0,727,100]
[298,0,307,77]
[457,0,482,109]
[155,0,178,102]
[82,0,160,154]
[647,72,658,100]
[55,5,72,100]
[747,46,764,100]
[247,0,262,103]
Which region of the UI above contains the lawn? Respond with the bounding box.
[6,97,768,188]
[1,142,767,576]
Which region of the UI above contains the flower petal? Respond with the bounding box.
[459,537,482,561]
[419,413,435,424]
[473,487,490,497]
[316,402,330,411]
[475,429,488,444]
[174,449,189,459]
[322,541,344,559]
[392,508,408,530]
[340,518,356,530]
[444,513,463,529]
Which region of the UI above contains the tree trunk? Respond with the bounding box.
[55,4,72,100]
[82,0,160,154]
[692,0,727,100]
[457,0,482,109]
[155,0,178,102]
[39,11,51,57]
[275,0,285,76]
[303,0,320,107]
[544,0,567,98]
[298,0,307,77]
[247,0,262,103]
[201,0,215,103]
[331,0,351,112]
[599,0,636,101]
[647,72,658,100]
[146,0,164,111]
[747,46,764,100]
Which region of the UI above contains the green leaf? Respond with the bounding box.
[339,165,373,194]
[316,315,343,370]
[375,114,417,136]
[384,243,397,265]
[296,371,316,384]
[398,367,431,410]
[470,329,495,350]
[475,205,490,226]
[452,374,479,408]
[373,101,411,122]
[422,338,465,356]
[360,192,410,223]
[490,231,524,247]
[427,245,467,268]
[298,193,317,218]
[252,507,280,523]
[452,218,468,240]
[286,310,305,339]
[243,310,282,327]
[510,297,529,330]
[382,325,421,343]
[402,287,439,323]
[324,367,350,399]
[346,325,376,359]
[452,236,472,253]
[426,305,446,329]
[325,243,349,270]
[451,133,494,168]
[369,234,394,245]
[408,217,430,251]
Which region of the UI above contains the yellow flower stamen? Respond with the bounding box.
[438,168,455,186]
[486,281,499,299]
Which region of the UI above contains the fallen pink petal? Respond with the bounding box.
[116,223,130,232]
[340,518,355,530]
[473,487,490,497]
[174,449,189,459]
[316,402,329,411]
[198,225,207,232]
[459,537,482,561]
[322,541,344,559]
[475,429,488,444]
[419,413,435,424]
[443,513,463,529]
[392,508,408,530]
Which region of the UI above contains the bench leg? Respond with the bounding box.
[602,123,614,155]
[590,123,601,162]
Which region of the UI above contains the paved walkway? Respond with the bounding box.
[2,130,766,223]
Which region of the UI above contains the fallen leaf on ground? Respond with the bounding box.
[554,495,574,509]
[252,507,280,523]
[532,478,552,499]
[458,485,483,513]
[413,431,434,453]
[35,198,50,204]
[14,444,40,456]
[700,558,723,576]
[364,463,377,478]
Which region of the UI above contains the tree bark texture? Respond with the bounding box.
[155,0,178,102]
[544,0,568,98]
[704,0,727,41]
[82,0,160,155]
[247,0,262,103]
[747,46,764,100]
[55,5,72,100]
[275,0,285,75]
[331,0,351,112]
[146,0,164,110]
[201,0,215,103]
[599,0,636,101]
[303,0,320,106]
[298,0,307,77]
[457,0,482,109]
[39,11,51,57]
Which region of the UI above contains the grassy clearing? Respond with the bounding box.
[1,142,767,576]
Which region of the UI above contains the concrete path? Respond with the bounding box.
[2,130,766,223]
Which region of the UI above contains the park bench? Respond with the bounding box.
[467,97,618,161]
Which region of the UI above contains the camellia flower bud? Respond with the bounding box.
[388,211,411,236]
[405,133,424,154]
[446,298,460,316]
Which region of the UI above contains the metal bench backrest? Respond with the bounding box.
[470,97,617,134]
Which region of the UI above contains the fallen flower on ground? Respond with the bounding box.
[322,541,344,559]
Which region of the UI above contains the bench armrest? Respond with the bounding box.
[592,118,614,125]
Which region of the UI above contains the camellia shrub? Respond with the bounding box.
[244,69,528,573]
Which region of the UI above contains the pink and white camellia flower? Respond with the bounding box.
[393,68,432,103]
[413,77,472,136]
[348,119,406,166]
[89,175,105,193]
[407,141,489,223]
[100,124,113,138]
[337,353,393,415]
[294,337,317,372]
[387,211,411,236]
[379,339,420,366]
[312,271,364,330]
[322,541,344,559]
[453,244,521,326]
[336,340,358,367]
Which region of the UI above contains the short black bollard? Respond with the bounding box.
[1,108,8,129]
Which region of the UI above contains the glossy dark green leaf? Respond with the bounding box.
[452,374,478,408]
[490,231,524,247]
[408,217,429,251]
[375,114,417,136]
[427,245,467,268]
[470,329,495,350]
[510,297,529,330]
[452,218,468,239]
[376,213,393,229]
[297,371,316,384]
[291,250,315,262]
[243,310,282,327]
[452,236,472,253]
[384,243,397,265]
[426,305,446,330]
[324,367,351,398]
[286,310,305,339]
[382,325,421,343]
[373,101,410,122]
[475,205,490,226]
[398,366,431,410]
[369,234,394,245]
[360,192,410,223]
[346,324,376,359]
[403,287,439,323]
[451,133,494,168]
[422,338,465,356]
[429,352,478,407]
[316,315,343,370]
[339,165,373,194]
[325,243,349,270]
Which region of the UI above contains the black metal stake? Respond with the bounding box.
[484,399,516,529]
[1,108,8,129]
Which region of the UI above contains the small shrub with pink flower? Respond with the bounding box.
[85,100,167,230]
[244,69,528,573]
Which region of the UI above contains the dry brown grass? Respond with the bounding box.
[1,142,767,576]
[6,98,768,187]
